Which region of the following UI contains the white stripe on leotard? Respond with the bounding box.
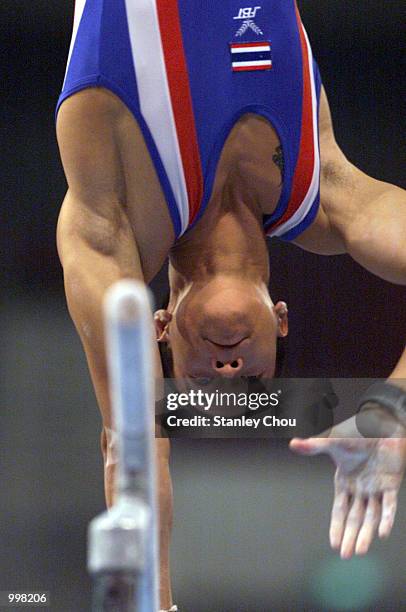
[124,0,190,235]
[62,0,87,90]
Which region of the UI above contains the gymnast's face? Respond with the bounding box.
[155,276,288,380]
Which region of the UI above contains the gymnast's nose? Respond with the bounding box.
[211,357,244,377]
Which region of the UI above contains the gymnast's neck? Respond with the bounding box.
[168,191,270,307]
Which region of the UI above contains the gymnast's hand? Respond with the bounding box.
[289,413,406,559]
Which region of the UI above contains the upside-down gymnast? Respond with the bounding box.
[55,1,406,609]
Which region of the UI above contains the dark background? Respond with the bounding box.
[1,2,405,611]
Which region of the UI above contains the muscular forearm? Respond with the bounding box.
[57,191,153,425]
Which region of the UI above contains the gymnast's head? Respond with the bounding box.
[154,274,288,380]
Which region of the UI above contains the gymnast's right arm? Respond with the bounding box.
[55,89,173,610]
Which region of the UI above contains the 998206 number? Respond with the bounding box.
[0,592,50,607]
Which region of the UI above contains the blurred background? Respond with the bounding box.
[1,1,405,610]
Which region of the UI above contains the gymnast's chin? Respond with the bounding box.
[155,273,289,381]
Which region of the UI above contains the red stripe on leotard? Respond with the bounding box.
[156,0,204,226]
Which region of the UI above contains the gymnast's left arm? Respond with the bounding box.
[290,86,406,557]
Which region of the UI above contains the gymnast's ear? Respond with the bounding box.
[274,301,289,338]
[154,309,172,343]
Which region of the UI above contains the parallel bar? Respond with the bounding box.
[88,280,159,612]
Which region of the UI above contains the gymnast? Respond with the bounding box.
[55,1,406,609]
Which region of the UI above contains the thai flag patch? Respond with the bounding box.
[230,41,272,72]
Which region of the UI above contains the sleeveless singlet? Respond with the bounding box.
[57,0,322,240]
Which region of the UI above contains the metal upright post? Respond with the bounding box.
[87,280,159,612]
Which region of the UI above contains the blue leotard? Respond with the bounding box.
[57,0,322,240]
